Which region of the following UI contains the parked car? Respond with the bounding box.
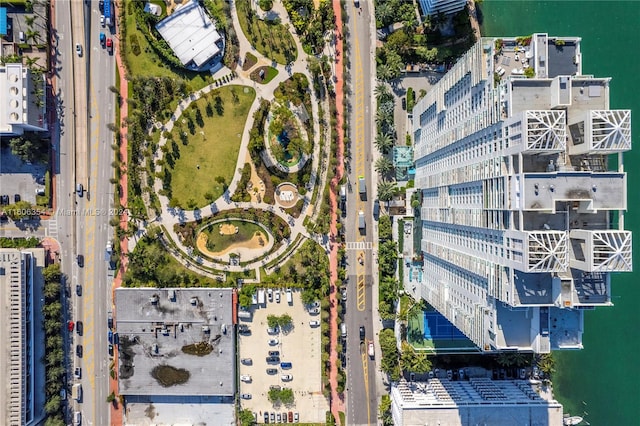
[281,374,293,381]
[309,307,320,315]
[267,326,279,334]
[100,14,105,26]
[241,358,252,365]
[108,344,114,356]
[268,338,279,346]
[264,412,269,423]
[0,195,9,205]
[368,341,375,359]
[280,362,292,369]
[108,330,114,343]
[267,288,273,302]
[106,37,113,54]
[77,254,84,267]
[294,412,299,422]
[266,368,278,374]
[288,412,293,423]
[270,385,281,391]
[268,350,280,356]
[14,194,20,203]
[76,284,82,296]
[240,375,252,382]
[266,356,280,363]
[240,393,252,399]
[309,320,320,327]
[270,413,275,423]
[76,321,83,336]
[74,367,82,379]
[459,369,466,380]
[341,289,347,301]
[275,290,281,303]
[359,326,365,341]
[76,344,83,357]
[277,413,281,423]
[67,321,75,332]
[402,97,407,110]
[75,43,82,56]
[100,32,105,46]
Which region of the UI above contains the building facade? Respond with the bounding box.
[418,0,466,16]
[0,248,46,426]
[0,64,47,136]
[411,34,632,353]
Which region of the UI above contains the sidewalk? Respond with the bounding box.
[328,0,346,423]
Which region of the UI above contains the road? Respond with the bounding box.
[343,2,378,425]
[53,1,116,424]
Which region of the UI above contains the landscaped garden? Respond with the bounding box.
[236,0,298,65]
[267,103,310,167]
[198,219,269,256]
[161,85,256,209]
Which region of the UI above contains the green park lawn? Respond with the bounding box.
[167,85,256,208]
[236,0,297,65]
[202,220,266,252]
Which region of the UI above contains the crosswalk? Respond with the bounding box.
[47,217,58,239]
[345,241,372,250]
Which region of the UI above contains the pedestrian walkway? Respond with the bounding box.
[47,216,58,239]
[345,241,373,250]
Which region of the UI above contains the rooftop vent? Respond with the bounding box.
[149,294,159,304]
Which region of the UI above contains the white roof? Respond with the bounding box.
[155,0,221,68]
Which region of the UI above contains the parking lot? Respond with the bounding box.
[0,147,48,206]
[238,289,329,424]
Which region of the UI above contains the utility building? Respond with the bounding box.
[411,34,632,353]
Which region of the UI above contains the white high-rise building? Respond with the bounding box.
[411,34,632,353]
[0,64,47,136]
[418,0,466,16]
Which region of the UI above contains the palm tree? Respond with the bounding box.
[25,29,41,44]
[375,157,394,175]
[378,180,396,204]
[377,64,393,82]
[375,109,392,128]
[374,132,393,154]
[374,83,392,103]
[25,16,36,27]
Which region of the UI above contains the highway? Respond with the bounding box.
[53,0,116,424]
[343,1,379,425]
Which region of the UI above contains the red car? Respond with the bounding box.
[67,321,74,332]
[106,37,113,54]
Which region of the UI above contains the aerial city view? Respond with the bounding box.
[0,0,637,425]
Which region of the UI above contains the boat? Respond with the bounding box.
[563,416,584,425]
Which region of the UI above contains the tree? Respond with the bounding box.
[386,30,412,57]
[374,133,393,154]
[378,180,396,203]
[5,201,37,220]
[25,16,36,27]
[239,409,255,426]
[267,314,279,329]
[400,341,432,373]
[43,263,62,284]
[377,64,393,82]
[9,136,36,162]
[374,83,392,103]
[375,157,394,175]
[44,395,61,414]
[379,394,393,426]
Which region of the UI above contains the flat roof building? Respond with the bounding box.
[155,0,224,71]
[411,34,632,353]
[391,376,564,425]
[418,0,466,16]
[0,248,46,426]
[116,287,236,424]
[0,64,47,136]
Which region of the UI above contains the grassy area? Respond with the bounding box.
[242,52,258,71]
[250,65,279,84]
[122,0,212,91]
[236,0,297,65]
[201,220,266,252]
[167,85,256,208]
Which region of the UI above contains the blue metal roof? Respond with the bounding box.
[0,8,7,36]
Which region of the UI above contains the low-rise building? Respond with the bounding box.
[115,287,236,425]
[391,375,563,425]
[0,63,47,136]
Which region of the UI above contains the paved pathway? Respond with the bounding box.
[329,1,347,423]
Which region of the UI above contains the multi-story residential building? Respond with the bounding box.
[418,0,467,17]
[0,248,47,426]
[411,34,632,353]
[0,63,47,136]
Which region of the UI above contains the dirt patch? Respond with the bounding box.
[151,364,190,387]
[197,230,268,257]
[246,152,265,203]
[219,223,238,235]
[243,52,258,71]
[182,341,214,356]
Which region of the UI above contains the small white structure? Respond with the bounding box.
[155,0,224,71]
[143,2,161,16]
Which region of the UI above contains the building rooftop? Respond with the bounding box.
[155,0,222,70]
[0,64,47,136]
[116,288,235,397]
[125,401,235,426]
[392,375,564,426]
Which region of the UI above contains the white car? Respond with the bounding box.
[267,326,279,335]
[309,320,320,327]
[100,14,105,26]
[267,288,273,302]
[281,374,293,381]
[275,290,281,303]
[75,43,82,56]
[240,393,252,399]
[309,307,320,315]
[368,341,374,358]
[240,375,252,382]
[268,338,279,346]
[106,240,113,254]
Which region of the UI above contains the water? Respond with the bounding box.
[480,1,640,423]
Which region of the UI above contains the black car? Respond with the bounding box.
[266,356,280,363]
[266,368,278,375]
[77,254,84,267]
[75,367,82,379]
[0,195,9,205]
[99,0,104,12]
[14,194,20,203]
[359,326,365,341]
[402,97,407,110]
[76,321,83,336]
[76,284,82,296]
[108,344,114,356]
[264,412,269,424]
[268,350,280,357]
[76,344,83,358]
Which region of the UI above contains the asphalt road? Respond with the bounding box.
[343,2,378,425]
[54,1,115,424]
